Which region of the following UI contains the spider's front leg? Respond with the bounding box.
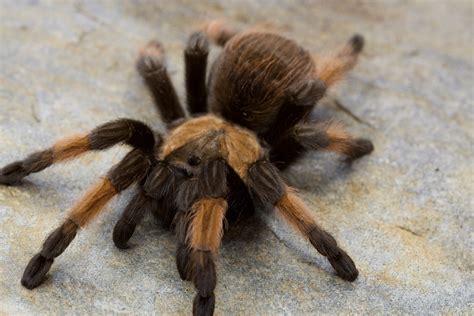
[114,160,186,249]
[314,34,365,87]
[246,160,358,281]
[175,159,228,316]
[112,186,157,249]
[21,148,153,289]
[0,119,156,185]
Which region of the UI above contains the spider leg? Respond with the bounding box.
[113,186,158,249]
[21,148,152,289]
[115,160,186,250]
[263,79,327,145]
[188,197,227,316]
[202,20,238,46]
[175,159,228,316]
[275,190,359,281]
[262,35,369,169]
[169,206,192,281]
[139,161,191,278]
[113,167,182,249]
[176,241,193,281]
[137,40,185,126]
[143,162,184,227]
[185,32,210,115]
[270,121,373,169]
[245,160,359,281]
[313,34,365,88]
[0,119,157,185]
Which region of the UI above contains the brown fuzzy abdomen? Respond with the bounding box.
[208,31,315,133]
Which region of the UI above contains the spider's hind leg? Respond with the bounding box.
[137,40,186,126]
[264,79,327,144]
[202,20,238,47]
[262,79,326,169]
[314,34,365,88]
[270,121,373,169]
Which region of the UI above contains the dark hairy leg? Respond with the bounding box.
[143,161,185,228]
[176,242,193,281]
[202,20,238,46]
[245,160,359,281]
[137,40,185,125]
[140,161,193,279]
[0,119,157,185]
[270,121,373,169]
[21,148,152,289]
[276,191,358,281]
[113,186,159,249]
[185,32,210,115]
[174,159,228,316]
[264,34,371,169]
[314,34,365,88]
[263,79,327,145]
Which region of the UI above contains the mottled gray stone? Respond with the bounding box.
[0,0,472,314]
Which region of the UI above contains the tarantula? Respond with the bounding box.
[0,22,373,315]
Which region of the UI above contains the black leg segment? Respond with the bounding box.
[185,32,210,115]
[113,187,158,249]
[137,40,185,124]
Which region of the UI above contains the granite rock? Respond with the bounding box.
[0,0,472,314]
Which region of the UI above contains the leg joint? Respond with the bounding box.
[108,149,151,192]
[246,160,284,205]
[89,119,156,153]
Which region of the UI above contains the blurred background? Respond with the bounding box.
[0,0,472,314]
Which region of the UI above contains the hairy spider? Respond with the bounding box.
[0,21,373,315]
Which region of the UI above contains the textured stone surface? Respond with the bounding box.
[0,0,472,314]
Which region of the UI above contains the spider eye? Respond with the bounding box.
[187,155,201,166]
[241,111,248,118]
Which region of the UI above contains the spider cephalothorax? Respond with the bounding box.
[0,21,373,315]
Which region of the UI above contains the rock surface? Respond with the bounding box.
[0,0,472,314]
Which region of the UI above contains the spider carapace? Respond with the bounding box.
[0,21,373,315]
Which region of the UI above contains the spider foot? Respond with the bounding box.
[349,34,365,54]
[193,293,215,316]
[136,40,166,75]
[328,250,359,282]
[186,32,210,57]
[112,218,135,249]
[0,161,27,185]
[21,253,54,289]
[176,245,192,281]
[345,138,374,163]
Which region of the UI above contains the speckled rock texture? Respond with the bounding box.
[0,0,472,314]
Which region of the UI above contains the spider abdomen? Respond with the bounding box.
[208,31,315,133]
